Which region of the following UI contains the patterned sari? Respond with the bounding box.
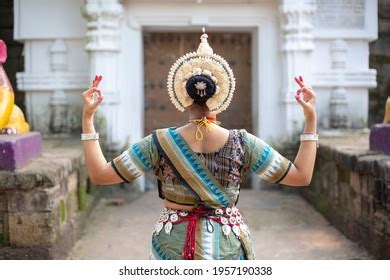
[111,127,292,260]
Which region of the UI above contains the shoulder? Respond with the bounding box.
[150,127,174,144]
[228,128,247,141]
[131,134,156,155]
[133,133,154,145]
[233,128,251,143]
[128,133,159,169]
[236,128,248,136]
[235,129,270,151]
[152,127,174,135]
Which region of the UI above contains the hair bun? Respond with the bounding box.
[185,74,216,105]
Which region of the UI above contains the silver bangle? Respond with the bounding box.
[300,133,319,148]
[81,133,99,141]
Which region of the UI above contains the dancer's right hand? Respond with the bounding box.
[82,75,103,118]
[294,75,316,119]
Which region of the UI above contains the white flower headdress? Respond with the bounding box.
[167,28,236,114]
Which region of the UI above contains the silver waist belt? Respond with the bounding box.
[153,205,251,239]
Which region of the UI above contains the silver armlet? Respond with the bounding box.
[300,133,319,148]
[81,133,99,141]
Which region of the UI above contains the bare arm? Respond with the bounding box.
[279,114,317,186]
[81,75,123,185]
[279,76,318,187]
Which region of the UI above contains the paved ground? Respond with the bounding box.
[67,187,372,260]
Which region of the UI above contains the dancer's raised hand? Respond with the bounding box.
[294,75,316,119]
[82,75,103,118]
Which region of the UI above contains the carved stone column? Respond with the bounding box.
[329,39,348,128]
[49,39,70,135]
[82,0,124,151]
[279,0,316,137]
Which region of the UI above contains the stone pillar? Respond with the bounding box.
[82,0,124,152]
[329,39,349,128]
[49,39,70,135]
[279,0,316,137]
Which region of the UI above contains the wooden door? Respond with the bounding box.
[143,32,252,135]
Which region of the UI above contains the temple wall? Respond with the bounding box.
[311,0,377,130]
[0,139,99,259]
[300,133,390,259]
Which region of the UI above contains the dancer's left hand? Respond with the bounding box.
[82,75,103,118]
[294,75,317,119]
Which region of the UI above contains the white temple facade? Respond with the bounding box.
[14,0,378,151]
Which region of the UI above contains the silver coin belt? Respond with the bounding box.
[153,205,251,239]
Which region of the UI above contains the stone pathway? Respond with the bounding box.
[67,187,372,260]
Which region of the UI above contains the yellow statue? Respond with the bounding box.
[0,40,29,134]
[384,96,390,124]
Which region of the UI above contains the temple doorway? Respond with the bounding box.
[143,31,253,135]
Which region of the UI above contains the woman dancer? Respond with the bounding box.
[81,30,318,260]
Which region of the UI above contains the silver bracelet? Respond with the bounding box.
[81,133,99,141]
[300,133,319,148]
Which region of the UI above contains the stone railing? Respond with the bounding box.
[0,138,100,259]
[300,131,390,259]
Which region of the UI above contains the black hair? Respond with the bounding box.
[185,74,216,105]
